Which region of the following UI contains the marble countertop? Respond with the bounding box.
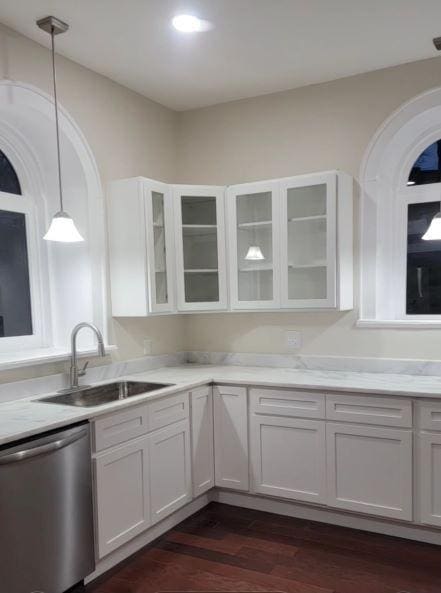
[2,364,441,447]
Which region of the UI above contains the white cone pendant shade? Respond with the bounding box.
[38,16,84,243]
[245,245,265,260]
[44,211,84,242]
[422,213,441,241]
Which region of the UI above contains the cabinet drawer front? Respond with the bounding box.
[147,391,189,432]
[326,394,412,427]
[93,405,149,452]
[416,401,441,431]
[250,388,325,419]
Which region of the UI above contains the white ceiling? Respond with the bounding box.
[1,0,441,111]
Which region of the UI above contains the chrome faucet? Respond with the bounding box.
[67,323,106,391]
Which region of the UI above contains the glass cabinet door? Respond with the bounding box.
[280,173,337,308]
[228,182,280,308]
[144,181,175,312]
[174,186,227,310]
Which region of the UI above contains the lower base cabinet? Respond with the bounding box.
[149,419,192,524]
[94,414,192,558]
[418,431,441,526]
[250,414,326,503]
[326,423,413,520]
[94,436,151,558]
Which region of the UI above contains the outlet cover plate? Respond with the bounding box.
[286,330,302,350]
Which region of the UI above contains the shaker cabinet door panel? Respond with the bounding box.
[418,431,441,527]
[94,436,151,558]
[191,386,215,496]
[326,423,413,520]
[214,385,249,491]
[251,415,326,503]
[149,420,192,524]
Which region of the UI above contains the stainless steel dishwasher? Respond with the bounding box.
[0,422,95,593]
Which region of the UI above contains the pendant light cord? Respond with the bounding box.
[51,26,64,212]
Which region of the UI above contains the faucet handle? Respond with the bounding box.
[78,360,89,377]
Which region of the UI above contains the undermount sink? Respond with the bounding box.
[37,380,174,408]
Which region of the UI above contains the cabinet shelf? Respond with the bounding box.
[288,261,327,269]
[288,215,326,223]
[239,264,273,272]
[237,221,272,229]
[184,269,218,274]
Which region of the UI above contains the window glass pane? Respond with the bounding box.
[408,141,441,186]
[407,201,441,314]
[0,151,21,195]
[0,210,32,336]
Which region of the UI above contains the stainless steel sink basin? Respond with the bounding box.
[37,380,174,407]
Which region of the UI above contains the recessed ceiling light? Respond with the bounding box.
[172,14,212,33]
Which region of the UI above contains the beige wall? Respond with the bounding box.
[177,57,441,359]
[4,21,441,380]
[0,24,184,383]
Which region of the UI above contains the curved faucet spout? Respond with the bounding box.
[68,322,106,391]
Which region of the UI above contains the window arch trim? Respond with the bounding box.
[359,87,441,327]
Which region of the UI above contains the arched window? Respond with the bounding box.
[0,152,33,339]
[0,150,21,195]
[360,88,441,326]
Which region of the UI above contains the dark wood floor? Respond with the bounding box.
[87,502,441,593]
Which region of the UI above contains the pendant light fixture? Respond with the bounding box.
[245,245,265,260]
[422,210,441,241]
[37,16,84,243]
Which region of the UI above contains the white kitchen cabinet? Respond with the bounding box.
[227,180,281,309]
[227,172,353,311]
[418,431,441,527]
[191,386,215,497]
[280,171,353,310]
[214,385,249,491]
[108,177,175,315]
[94,435,151,558]
[326,423,413,520]
[250,414,326,503]
[149,419,192,524]
[173,185,227,311]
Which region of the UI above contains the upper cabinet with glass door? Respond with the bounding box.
[173,185,227,311]
[108,177,175,316]
[280,171,353,310]
[227,181,280,309]
[227,172,353,311]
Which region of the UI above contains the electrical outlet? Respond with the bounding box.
[143,338,153,355]
[286,330,302,350]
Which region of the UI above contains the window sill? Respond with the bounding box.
[0,345,117,372]
[357,319,441,329]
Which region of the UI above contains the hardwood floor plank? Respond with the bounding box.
[87,503,441,593]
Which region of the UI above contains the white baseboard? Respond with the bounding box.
[86,493,211,582]
[213,490,441,546]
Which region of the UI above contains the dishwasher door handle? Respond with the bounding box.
[0,428,88,465]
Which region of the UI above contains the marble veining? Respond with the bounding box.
[186,351,441,376]
[2,363,441,447]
